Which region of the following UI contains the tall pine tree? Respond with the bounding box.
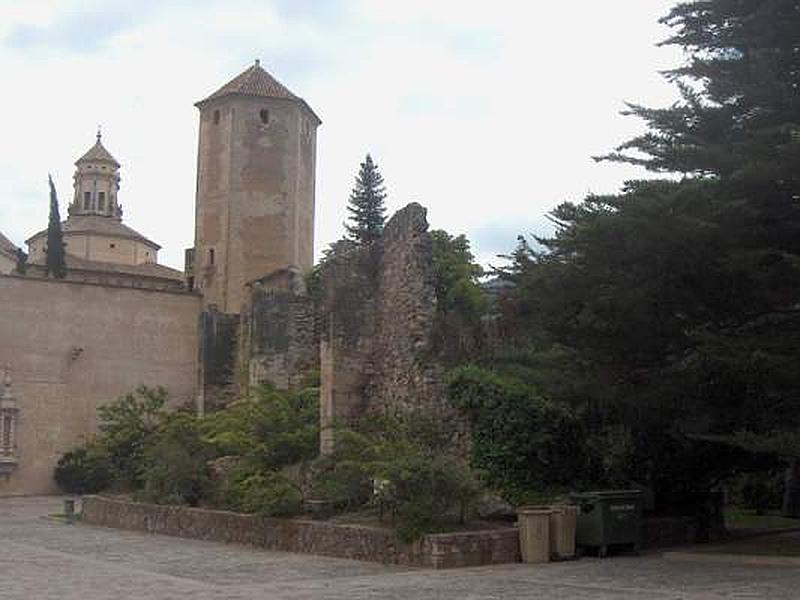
[45,175,66,279]
[345,154,387,245]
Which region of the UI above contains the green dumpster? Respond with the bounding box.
[570,490,643,557]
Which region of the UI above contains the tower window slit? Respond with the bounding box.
[209,248,215,265]
[84,191,91,210]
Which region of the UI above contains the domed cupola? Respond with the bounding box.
[68,129,123,220]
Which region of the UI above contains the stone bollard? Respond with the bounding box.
[63,498,76,524]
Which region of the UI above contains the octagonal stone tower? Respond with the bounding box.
[193,60,320,313]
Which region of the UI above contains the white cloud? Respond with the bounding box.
[0,0,682,268]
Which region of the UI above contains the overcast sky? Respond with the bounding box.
[0,0,682,269]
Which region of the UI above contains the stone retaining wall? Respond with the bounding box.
[81,496,519,569]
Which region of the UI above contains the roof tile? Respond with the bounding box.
[76,137,120,167]
[199,62,297,104]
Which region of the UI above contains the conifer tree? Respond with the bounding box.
[345,154,387,245]
[497,0,800,514]
[45,175,66,279]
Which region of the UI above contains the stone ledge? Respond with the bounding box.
[81,495,520,569]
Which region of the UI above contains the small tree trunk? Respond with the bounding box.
[782,459,800,518]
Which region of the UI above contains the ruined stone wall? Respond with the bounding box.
[317,240,378,452]
[198,307,240,412]
[370,203,443,413]
[239,269,318,392]
[318,203,461,453]
[0,275,200,495]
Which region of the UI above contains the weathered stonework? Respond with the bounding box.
[239,268,318,392]
[198,307,240,412]
[317,239,378,452]
[370,203,443,414]
[81,495,521,569]
[318,203,465,453]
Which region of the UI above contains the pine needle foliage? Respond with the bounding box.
[345,154,387,245]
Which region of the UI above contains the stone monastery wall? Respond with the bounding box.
[0,275,200,495]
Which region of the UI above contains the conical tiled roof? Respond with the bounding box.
[76,133,119,167]
[199,60,297,104]
[197,60,321,123]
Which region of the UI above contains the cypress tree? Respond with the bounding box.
[45,175,67,279]
[345,154,387,245]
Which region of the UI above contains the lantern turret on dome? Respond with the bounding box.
[25,130,172,271]
[68,129,123,220]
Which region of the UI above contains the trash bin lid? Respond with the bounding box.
[569,489,644,501]
[516,507,553,515]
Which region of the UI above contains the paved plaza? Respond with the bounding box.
[2,496,800,599]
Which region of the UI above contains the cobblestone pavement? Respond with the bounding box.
[2,496,800,600]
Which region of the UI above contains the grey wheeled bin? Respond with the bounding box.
[570,490,643,557]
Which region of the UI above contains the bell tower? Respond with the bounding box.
[193,60,320,313]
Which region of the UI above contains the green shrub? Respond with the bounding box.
[316,412,481,541]
[97,385,167,489]
[138,412,212,506]
[430,230,487,360]
[54,383,319,517]
[732,470,785,515]
[311,429,374,510]
[216,468,304,516]
[202,384,319,516]
[374,447,479,542]
[54,442,113,495]
[202,384,319,472]
[448,365,594,503]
